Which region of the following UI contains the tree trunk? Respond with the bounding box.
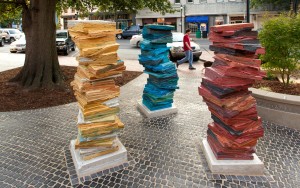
[9,0,64,90]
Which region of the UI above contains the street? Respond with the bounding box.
[0,38,212,72]
[0,39,138,59]
[0,38,211,58]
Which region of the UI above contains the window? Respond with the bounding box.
[187,23,198,33]
[175,0,180,3]
[127,26,140,31]
[8,29,21,34]
[199,0,207,2]
[216,0,224,2]
[187,0,193,3]
[56,31,68,38]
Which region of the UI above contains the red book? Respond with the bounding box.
[214,53,262,69]
[210,23,254,33]
[204,68,255,88]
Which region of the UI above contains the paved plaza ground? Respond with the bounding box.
[0,58,299,188]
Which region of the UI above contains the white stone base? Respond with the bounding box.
[137,100,178,118]
[201,139,264,176]
[70,137,128,178]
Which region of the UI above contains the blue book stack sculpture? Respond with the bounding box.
[139,25,179,111]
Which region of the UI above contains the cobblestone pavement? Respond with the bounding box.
[0,62,299,188]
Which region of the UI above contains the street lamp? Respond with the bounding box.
[246,0,250,23]
[180,5,183,33]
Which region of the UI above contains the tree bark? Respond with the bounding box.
[9,0,65,90]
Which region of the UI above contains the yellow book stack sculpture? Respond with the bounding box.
[68,21,126,161]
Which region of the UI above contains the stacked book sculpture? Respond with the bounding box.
[138,25,179,117]
[199,23,265,175]
[68,20,127,178]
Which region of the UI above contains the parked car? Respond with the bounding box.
[129,32,202,61]
[116,25,142,39]
[130,34,143,48]
[1,28,23,43]
[56,30,75,55]
[10,34,26,53]
[0,29,9,46]
[168,32,202,61]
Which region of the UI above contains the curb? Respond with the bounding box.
[250,88,300,130]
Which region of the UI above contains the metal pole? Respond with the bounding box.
[246,0,250,23]
[295,0,299,15]
[180,5,183,33]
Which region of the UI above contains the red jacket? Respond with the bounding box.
[183,34,191,51]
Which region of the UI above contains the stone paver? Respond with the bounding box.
[0,60,299,188]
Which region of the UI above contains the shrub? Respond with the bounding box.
[259,14,300,87]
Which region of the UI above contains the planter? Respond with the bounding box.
[250,88,300,130]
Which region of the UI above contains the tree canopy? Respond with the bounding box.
[259,14,300,86]
[1,0,174,25]
[251,0,295,12]
[0,0,174,90]
[58,0,174,21]
[0,0,22,25]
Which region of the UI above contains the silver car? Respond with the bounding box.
[130,32,202,61]
[0,29,8,46]
[1,28,23,43]
[168,32,202,61]
[10,34,26,53]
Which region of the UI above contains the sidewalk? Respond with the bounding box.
[124,50,214,73]
[0,50,215,73]
[0,53,79,72]
[0,50,299,188]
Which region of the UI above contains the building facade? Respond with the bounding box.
[135,0,280,37]
[59,8,77,29]
[60,8,135,30]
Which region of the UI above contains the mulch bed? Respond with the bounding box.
[252,79,300,96]
[0,66,142,112]
[0,66,299,112]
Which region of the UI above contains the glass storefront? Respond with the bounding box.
[185,16,209,37]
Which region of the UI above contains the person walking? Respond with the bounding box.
[176,29,196,70]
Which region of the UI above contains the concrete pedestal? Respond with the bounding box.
[70,137,128,178]
[201,139,264,176]
[137,100,178,118]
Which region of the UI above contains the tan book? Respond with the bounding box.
[80,109,120,122]
[75,90,119,104]
[79,117,124,132]
[75,95,114,110]
[73,35,116,50]
[72,75,115,92]
[72,30,112,39]
[81,105,120,117]
[77,65,124,80]
[80,103,114,113]
[79,145,114,155]
[88,62,125,75]
[84,85,120,96]
[75,137,115,149]
[77,109,117,124]
[77,53,118,66]
[69,22,116,34]
[81,43,119,58]
[81,146,119,160]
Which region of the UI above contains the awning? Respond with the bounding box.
[186,16,209,23]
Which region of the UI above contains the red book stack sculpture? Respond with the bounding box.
[199,23,265,160]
